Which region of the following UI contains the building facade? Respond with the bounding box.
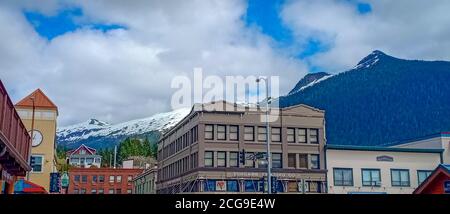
[133,167,157,194]
[68,168,143,194]
[325,145,443,194]
[67,144,101,168]
[157,101,327,194]
[15,89,58,191]
[0,81,32,194]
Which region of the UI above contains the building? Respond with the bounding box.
[390,132,450,164]
[0,81,32,194]
[413,164,450,194]
[156,101,327,194]
[15,89,58,191]
[67,144,101,168]
[325,144,443,194]
[67,167,143,194]
[133,166,158,194]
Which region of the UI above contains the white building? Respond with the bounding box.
[67,144,102,168]
[325,144,443,194]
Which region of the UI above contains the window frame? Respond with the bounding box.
[297,128,307,143]
[287,153,296,168]
[310,154,320,169]
[298,154,308,169]
[287,128,295,143]
[229,152,239,167]
[333,168,354,187]
[309,129,319,144]
[217,151,227,167]
[204,151,214,167]
[417,170,433,185]
[272,153,282,169]
[217,125,227,140]
[244,126,255,141]
[204,124,214,140]
[30,155,44,173]
[271,127,281,142]
[390,169,410,187]
[361,168,381,187]
[229,125,239,141]
[257,126,267,142]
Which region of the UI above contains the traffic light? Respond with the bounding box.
[30,156,35,166]
[239,149,246,165]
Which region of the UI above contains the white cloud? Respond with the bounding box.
[0,0,308,126]
[281,0,450,72]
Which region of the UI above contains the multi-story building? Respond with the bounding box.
[133,166,158,194]
[0,81,32,194]
[325,144,443,194]
[15,89,58,192]
[67,168,143,194]
[156,101,327,194]
[67,144,102,168]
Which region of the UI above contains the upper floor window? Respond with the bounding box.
[229,125,239,141]
[287,128,295,143]
[128,175,133,182]
[92,175,97,183]
[74,175,80,182]
[217,125,226,140]
[117,176,122,183]
[245,152,255,167]
[109,175,115,183]
[271,127,281,142]
[333,168,353,186]
[310,154,320,169]
[205,125,214,140]
[288,153,296,168]
[299,154,308,168]
[257,127,267,142]
[204,151,214,167]
[272,153,282,168]
[99,175,105,183]
[391,169,410,187]
[217,151,226,167]
[229,152,239,167]
[81,175,87,183]
[298,128,307,143]
[310,129,319,144]
[362,169,381,186]
[244,126,254,141]
[30,155,43,173]
[417,170,433,185]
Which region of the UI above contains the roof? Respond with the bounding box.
[382,132,450,146]
[15,88,58,113]
[67,144,97,156]
[413,164,450,194]
[325,144,444,153]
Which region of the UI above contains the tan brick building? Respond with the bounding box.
[156,101,327,193]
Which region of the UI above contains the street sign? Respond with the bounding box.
[49,172,61,193]
[444,180,450,194]
[61,172,69,188]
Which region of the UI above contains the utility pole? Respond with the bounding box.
[27,96,35,181]
[256,77,272,194]
[113,145,117,169]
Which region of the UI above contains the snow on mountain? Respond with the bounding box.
[57,107,191,148]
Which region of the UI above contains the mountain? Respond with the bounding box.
[279,50,450,146]
[57,108,191,149]
[288,72,333,95]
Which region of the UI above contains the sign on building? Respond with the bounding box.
[49,172,61,193]
[216,181,226,191]
[61,172,69,188]
[444,180,450,194]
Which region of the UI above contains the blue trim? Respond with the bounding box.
[325,144,443,153]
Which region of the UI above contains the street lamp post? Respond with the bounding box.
[27,96,35,181]
[256,77,272,194]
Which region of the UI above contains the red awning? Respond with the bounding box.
[14,179,47,194]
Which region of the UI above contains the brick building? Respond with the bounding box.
[68,168,143,194]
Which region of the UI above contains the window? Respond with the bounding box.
[30,155,43,172]
[117,176,122,183]
[229,125,239,141]
[245,153,254,168]
[287,128,295,143]
[128,175,133,182]
[109,175,115,183]
[333,168,353,186]
[298,129,307,143]
[92,175,97,183]
[272,153,282,168]
[80,150,86,155]
[205,124,214,140]
[310,154,320,169]
[204,151,214,167]
[73,188,79,194]
[227,180,239,192]
[217,151,226,167]
[86,158,94,164]
[244,180,259,192]
[70,158,79,164]
[299,154,308,168]
[244,126,254,141]
[91,189,97,194]
[109,189,114,194]
[288,153,296,168]
[74,175,80,182]
[310,129,319,144]
[81,175,87,183]
[391,169,410,187]
[229,152,238,167]
[217,125,226,140]
[80,188,86,194]
[257,127,267,141]
[362,169,381,186]
[204,180,216,192]
[417,170,433,184]
[98,189,104,194]
[99,175,105,183]
[271,127,281,142]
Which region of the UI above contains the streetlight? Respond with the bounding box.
[256,77,272,194]
[27,96,35,181]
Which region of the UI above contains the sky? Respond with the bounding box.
[1,0,450,126]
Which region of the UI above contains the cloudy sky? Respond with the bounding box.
[1,0,450,126]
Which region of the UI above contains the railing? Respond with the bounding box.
[0,80,31,163]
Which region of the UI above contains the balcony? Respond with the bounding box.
[0,80,32,176]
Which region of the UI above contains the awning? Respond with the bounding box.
[14,179,47,194]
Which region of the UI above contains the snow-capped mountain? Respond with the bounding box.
[57,108,191,149]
